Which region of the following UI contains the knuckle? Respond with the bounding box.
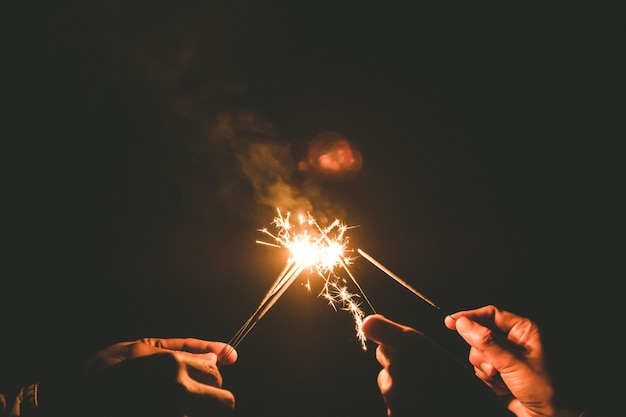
[509,317,536,344]
[473,326,495,346]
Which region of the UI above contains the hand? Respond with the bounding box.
[39,338,238,417]
[445,305,580,417]
[362,314,510,417]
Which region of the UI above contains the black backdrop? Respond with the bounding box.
[2,2,623,416]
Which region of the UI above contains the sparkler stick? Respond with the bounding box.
[226,263,305,346]
[357,248,447,315]
[218,209,373,365]
[217,261,305,365]
[340,258,376,314]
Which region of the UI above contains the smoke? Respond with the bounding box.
[177,100,361,228]
[208,109,315,222]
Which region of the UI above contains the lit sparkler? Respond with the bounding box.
[219,208,376,364]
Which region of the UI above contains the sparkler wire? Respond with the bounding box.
[357,248,449,316]
[340,259,376,314]
[217,261,305,365]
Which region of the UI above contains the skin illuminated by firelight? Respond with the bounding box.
[226,208,373,354]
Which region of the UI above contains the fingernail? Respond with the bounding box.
[207,352,218,363]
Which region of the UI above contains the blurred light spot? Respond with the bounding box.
[298,131,363,181]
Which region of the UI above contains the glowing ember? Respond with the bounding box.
[222,208,374,360]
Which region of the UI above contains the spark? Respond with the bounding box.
[219,208,374,364]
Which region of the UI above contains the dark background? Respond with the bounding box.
[2,2,623,416]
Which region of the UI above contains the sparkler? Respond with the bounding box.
[218,208,376,365]
[357,248,448,316]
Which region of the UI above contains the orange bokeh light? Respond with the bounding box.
[298,131,363,180]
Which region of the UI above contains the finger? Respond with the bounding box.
[468,348,496,377]
[83,341,147,371]
[454,316,521,372]
[143,338,229,354]
[361,314,424,347]
[448,306,541,358]
[215,344,238,366]
[444,305,499,330]
[475,307,539,353]
[474,367,510,396]
[182,381,236,416]
[500,315,540,352]
[183,354,224,388]
[444,314,458,330]
[445,305,497,328]
[377,368,392,395]
[467,347,511,396]
[375,345,391,368]
[449,306,533,343]
[142,338,238,365]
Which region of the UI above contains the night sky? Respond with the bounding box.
[2,2,623,416]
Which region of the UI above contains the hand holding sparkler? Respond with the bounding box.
[444,305,584,417]
[363,307,584,417]
[37,338,238,417]
[362,314,511,417]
